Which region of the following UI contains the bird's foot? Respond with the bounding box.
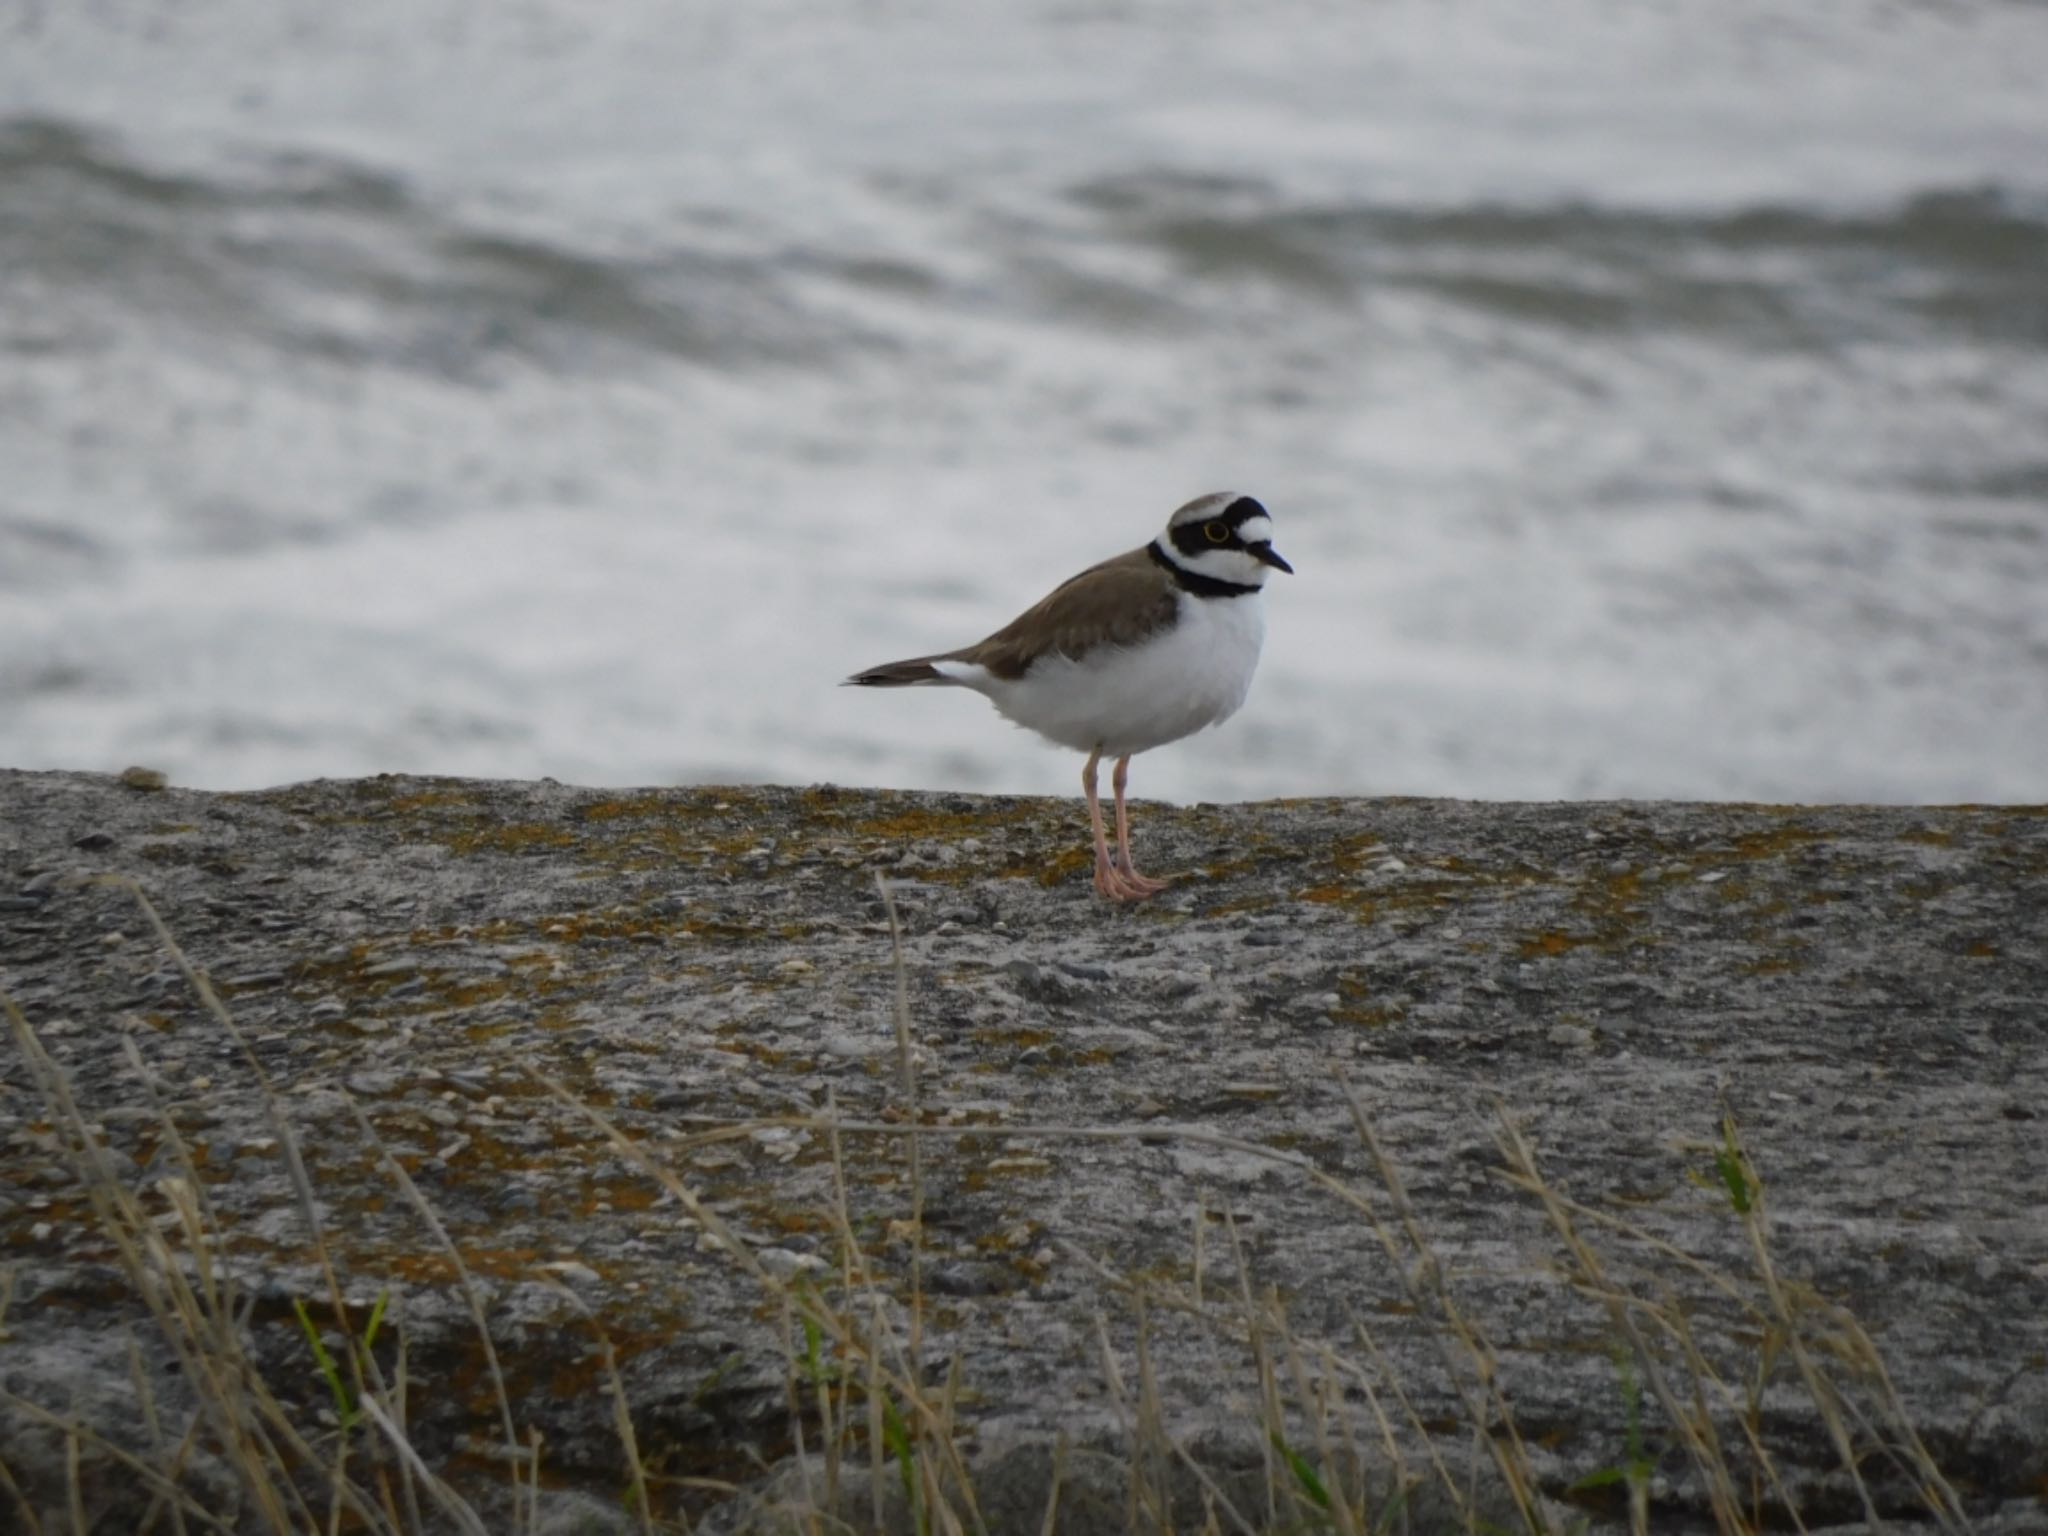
[1093,850,1168,901]
[1113,848,1169,896]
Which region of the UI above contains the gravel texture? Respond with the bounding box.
[2,769,2045,1533]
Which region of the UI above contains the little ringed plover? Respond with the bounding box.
[846,492,1291,901]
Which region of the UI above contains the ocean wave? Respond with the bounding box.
[1065,169,2048,345]
[0,116,866,378]
[10,112,2044,393]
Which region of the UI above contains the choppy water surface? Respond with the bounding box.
[3,1,2045,802]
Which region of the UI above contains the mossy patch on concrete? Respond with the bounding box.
[2,770,2045,1530]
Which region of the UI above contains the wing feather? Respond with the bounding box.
[948,547,1178,680]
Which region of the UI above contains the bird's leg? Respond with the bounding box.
[1110,754,1169,896]
[1084,749,1145,900]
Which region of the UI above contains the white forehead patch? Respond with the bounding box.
[1236,514,1274,545]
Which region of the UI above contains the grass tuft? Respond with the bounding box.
[0,878,1974,1535]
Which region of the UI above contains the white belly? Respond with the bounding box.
[981,593,1266,758]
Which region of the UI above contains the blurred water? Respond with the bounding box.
[3,0,2045,802]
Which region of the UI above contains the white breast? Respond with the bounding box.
[974,592,1267,758]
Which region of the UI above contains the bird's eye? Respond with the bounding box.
[1203,521,1230,544]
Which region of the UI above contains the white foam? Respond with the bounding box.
[2,2,2045,801]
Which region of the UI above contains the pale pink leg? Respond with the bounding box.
[1111,755,1169,896]
[1083,749,1147,901]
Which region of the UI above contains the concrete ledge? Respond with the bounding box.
[2,770,2044,1532]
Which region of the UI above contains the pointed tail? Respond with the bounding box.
[844,657,953,687]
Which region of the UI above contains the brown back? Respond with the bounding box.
[949,546,1180,680]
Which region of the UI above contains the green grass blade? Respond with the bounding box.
[292,1298,358,1429]
[1267,1430,1332,1511]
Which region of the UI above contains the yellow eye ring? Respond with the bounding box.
[1204,521,1230,544]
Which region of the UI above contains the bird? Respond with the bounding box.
[845,492,1292,901]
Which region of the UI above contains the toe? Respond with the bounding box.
[1094,864,1140,902]
[1120,864,1170,896]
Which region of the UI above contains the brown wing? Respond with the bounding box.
[948,546,1179,681]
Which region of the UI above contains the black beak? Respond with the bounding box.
[1250,541,1294,574]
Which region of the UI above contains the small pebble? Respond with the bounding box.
[926,1261,1002,1296]
[758,1247,828,1279]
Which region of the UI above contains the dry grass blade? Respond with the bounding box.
[385,1305,430,1536]
[1718,1115,1969,1536]
[1129,1288,1168,1519]
[4,867,1979,1536]
[1494,1111,1750,1533]
[5,994,312,1534]
[1487,1167,1771,1319]
[1497,1100,1976,1536]
[107,880,398,1529]
[875,874,927,1376]
[107,880,365,1385]
[0,1393,242,1535]
[355,1398,490,1536]
[1033,1433,1067,1536]
[65,1425,85,1536]
[341,1096,524,1479]
[1824,1314,1969,1531]
[1278,1323,1363,1536]
[1124,1286,1258,1536]
[865,1296,890,1536]
[1333,1071,1551,1534]
[1051,1225,1285,1536]
[1725,1160,1877,1529]
[1337,1303,1419,1521]
[546,1282,660,1536]
[524,1071,990,1534]
[1222,1212,1284,1536]
[124,1325,197,1536]
[776,1297,820,1524]
[8,886,528,1536]
[0,1453,48,1536]
[1087,1311,1156,1532]
[1660,1300,1812,1534]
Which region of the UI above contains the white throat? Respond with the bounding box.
[1156,539,1275,592]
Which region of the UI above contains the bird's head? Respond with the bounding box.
[1158,493,1293,589]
